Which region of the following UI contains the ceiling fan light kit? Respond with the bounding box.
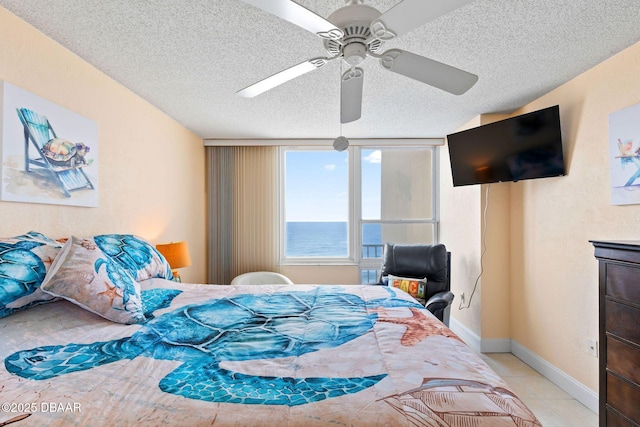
[342,43,367,66]
[238,0,478,139]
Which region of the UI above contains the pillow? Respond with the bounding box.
[0,231,62,319]
[41,236,146,324]
[387,274,427,301]
[93,234,173,281]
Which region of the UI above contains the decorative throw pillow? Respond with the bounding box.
[0,231,62,319]
[93,234,173,281]
[41,236,146,324]
[387,274,427,300]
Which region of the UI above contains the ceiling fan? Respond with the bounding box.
[237,0,478,124]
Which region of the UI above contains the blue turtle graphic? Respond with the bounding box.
[5,287,422,406]
[0,241,46,303]
[94,234,173,280]
[93,256,138,309]
[0,232,56,317]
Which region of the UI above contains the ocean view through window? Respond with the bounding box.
[281,144,439,282]
[283,149,350,258]
[286,222,382,258]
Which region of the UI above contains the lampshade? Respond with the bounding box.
[156,241,192,270]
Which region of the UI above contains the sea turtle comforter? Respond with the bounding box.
[1,279,541,426]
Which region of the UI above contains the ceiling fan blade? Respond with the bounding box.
[369,0,474,41]
[379,49,478,95]
[240,0,343,40]
[237,58,332,98]
[341,67,364,123]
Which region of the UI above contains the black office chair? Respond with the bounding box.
[376,242,454,326]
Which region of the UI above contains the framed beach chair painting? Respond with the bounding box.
[1,81,98,207]
[609,101,640,205]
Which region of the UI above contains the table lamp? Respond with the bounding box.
[156,241,191,282]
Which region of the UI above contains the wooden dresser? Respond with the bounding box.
[592,241,640,427]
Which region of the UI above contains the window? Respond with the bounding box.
[359,147,438,282]
[283,149,350,259]
[280,143,439,280]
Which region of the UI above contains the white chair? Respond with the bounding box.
[230,271,294,286]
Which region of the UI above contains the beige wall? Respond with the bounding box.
[280,265,360,285]
[441,114,512,342]
[0,6,207,283]
[511,40,640,392]
[440,115,483,334]
[443,40,640,394]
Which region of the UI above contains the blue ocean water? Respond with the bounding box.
[286,222,381,258]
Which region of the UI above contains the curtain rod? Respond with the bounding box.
[203,138,444,147]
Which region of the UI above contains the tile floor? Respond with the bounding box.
[480,353,598,427]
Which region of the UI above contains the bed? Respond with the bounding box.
[1,233,541,426]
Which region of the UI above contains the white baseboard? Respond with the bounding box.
[448,318,510,352]
[481,338,512,353]
[447,318,598,414]
[448,317,481,351]
[511,341,599,414]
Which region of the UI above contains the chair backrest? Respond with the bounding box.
[230,271,294,286]
[16,108,56,147]
[378,243,450,296]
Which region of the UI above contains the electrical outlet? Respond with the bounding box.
[460,292,466,304]
[587,339,598,357]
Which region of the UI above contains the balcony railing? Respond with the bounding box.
[360,269,380,284]
[360,243,383,284]
[362,243,383,258]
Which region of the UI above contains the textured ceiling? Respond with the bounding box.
[1,0,639,140]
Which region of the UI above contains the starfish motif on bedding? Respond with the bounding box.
[372,307,462,346]
[81,239,97,250]
[98,282,122,306]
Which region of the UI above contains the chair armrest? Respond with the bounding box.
[424,291,454,325]
[425,291,454,321]
[425,291,455,307]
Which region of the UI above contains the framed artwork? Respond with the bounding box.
[609,101,640,205]
[1,81,98,207]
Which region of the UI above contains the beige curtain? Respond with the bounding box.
[206,146,278,284]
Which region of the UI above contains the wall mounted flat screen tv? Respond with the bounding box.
[447,105,565,187]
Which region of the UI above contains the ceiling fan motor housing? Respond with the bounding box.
[324,3,383,63]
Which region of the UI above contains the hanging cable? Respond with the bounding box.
[459,183,490,310]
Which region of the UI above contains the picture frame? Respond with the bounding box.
[1,81,98,207]
[608,101,640,205]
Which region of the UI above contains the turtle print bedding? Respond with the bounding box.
[1,277,542,426]
[0,232,62,318]
[0,232,172,320]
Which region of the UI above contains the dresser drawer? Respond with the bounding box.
[608,338,640,384]
[606,300,640,343]
[607,374,640,423]
[607,408,637,427]
[606,263,640,304]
